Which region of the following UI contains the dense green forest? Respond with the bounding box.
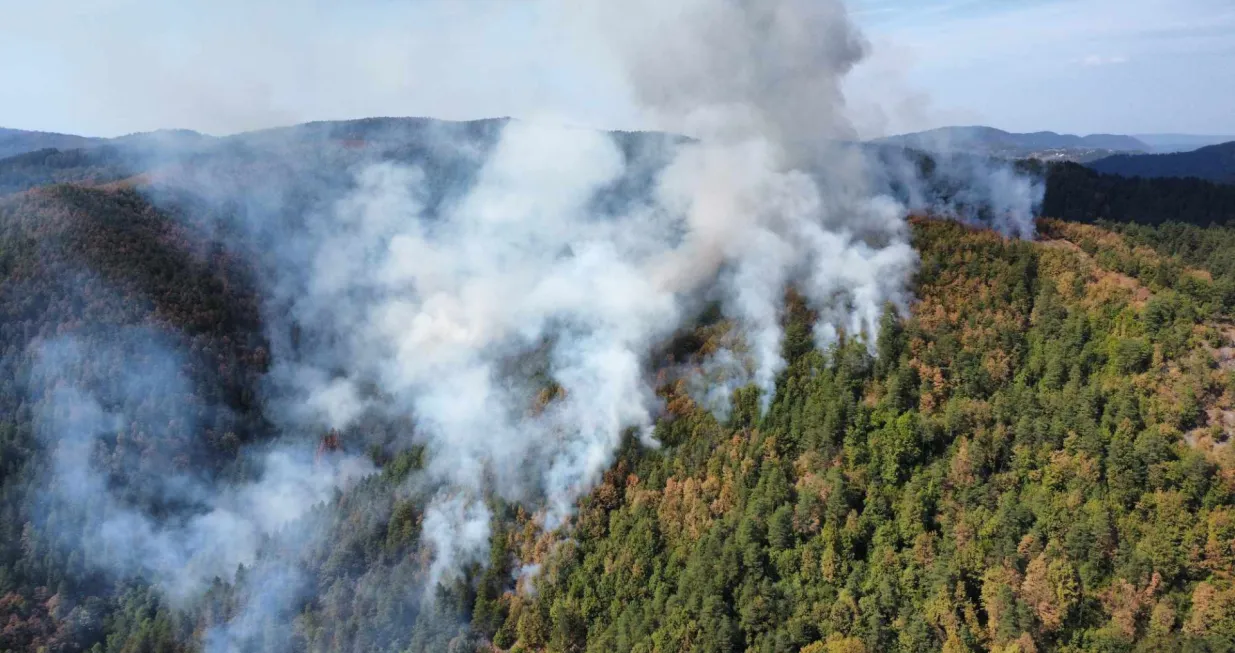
[1041,163,1235,228]
[3,142,1235,652]
[0,185,269,652]
[1089,143,1235,186]
[496,217,1235,653]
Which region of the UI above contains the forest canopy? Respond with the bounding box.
[2,176,1235,651]
[0,118,1234,652]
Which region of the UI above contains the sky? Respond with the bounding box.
[848,0,1235,136]
[0,0,1231,138]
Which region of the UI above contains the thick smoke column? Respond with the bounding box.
[591,0,918,394]
[273,124,689,589]
[588,0,865,154]
[265,0,919,591]
[23,0,1044,650]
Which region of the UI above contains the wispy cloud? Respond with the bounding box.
[1080,54,1129,67]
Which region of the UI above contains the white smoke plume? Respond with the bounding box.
[869,129,1044,238]
[20,0,1044,649]
[924,153,1043,239]
[28,330,372,604]
[254,0,921,592]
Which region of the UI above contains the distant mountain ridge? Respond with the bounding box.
[0,126,219,162]
[0,127,104,159]
[873,126,1151,162]
[1133,133,1235,153]
[0,117,682,198]
[1088,141,1235,185]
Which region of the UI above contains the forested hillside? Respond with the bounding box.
[504,217,1235,653]
[1090,143,1235,185]
[5,0,1235,646]
[2,166,1235,651]
[0,128,103,160]
[1042,163,1235,228]
[0,184,269,652]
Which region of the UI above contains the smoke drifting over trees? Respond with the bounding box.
[12,0,1044,650]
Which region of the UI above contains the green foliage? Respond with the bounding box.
[1043,161,1235,229]
[3,174,1235,653]
[502,219,1235,653]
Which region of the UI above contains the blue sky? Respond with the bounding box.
[0,0,1231,137]
[847,0,1235,135]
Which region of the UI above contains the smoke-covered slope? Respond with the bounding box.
[0,84,1050,651]
[508,217,1235,653]
[4,178,1235,650]
[32,0,1235,650]
[9,56,1235,653]
[0,146,141,195]
[0,184,272,652]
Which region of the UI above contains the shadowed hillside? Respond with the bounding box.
[1090,142,1235,185]
[0,127,104,159]
[1043,161,1235,227]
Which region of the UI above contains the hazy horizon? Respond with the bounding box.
[0,0,1232,138]
[4,119,1234,144]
